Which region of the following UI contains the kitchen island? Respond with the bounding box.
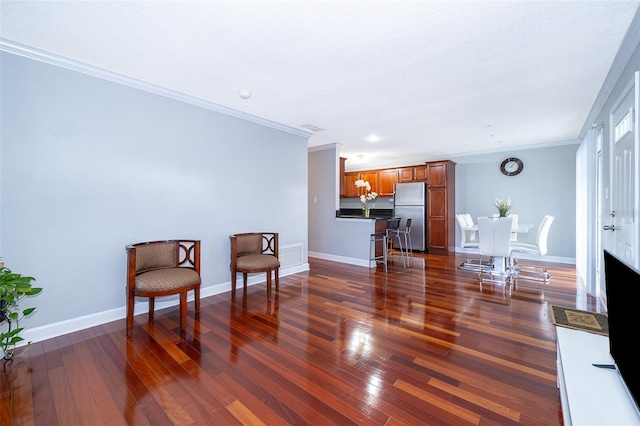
[330,215,391,268]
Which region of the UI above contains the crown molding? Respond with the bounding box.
[308,143,342,153]
[0,38,312,139]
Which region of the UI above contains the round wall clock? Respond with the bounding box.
[500,157,524,176]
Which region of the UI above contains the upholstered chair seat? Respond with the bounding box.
[235,254,280,271]
[135,268,201,292]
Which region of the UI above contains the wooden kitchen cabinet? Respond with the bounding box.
[344,172,360,198]
[377,169,398,196]
[398,167,414,182]
[360,171,378,193]
[426,160,455,254]
[414,165,428,181]
[342,169,393,197]
[398,166,428,182]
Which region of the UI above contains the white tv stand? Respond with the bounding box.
[556,327,640,425]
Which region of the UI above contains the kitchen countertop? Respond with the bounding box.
[337,209,394,220]
[338,215,389,218]
[336,215,392,221]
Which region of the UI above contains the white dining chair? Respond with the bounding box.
[477,217,514,290]
[456,213,484,272]
[508,213,519,241]
[511,215,555,281]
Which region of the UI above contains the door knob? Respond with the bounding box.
[603,225,617,231]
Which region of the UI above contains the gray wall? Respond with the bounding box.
[453,144,578,262]
[308,145,376,265]
[1,52,309,336]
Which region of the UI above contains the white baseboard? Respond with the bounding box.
[20,263,309,346]
[308,251,371,267]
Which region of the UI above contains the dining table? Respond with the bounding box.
[469,222,534,235]
[472,219,534,276]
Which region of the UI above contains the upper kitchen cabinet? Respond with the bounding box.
[344,171,360,198]
[377,169,398,196]
[343,170,378,198]
[427,162,449,187]
[342,169,395,197]
[398,166,428,182]
[360,171,378,191]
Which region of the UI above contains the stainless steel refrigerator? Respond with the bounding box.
[393,182,427,252]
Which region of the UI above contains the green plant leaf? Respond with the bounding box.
[1,327,24,338]
[22,307,36,316]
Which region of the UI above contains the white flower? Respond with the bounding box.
[356,180,377,206]
[494,197,512,217]
[355,179,371,191]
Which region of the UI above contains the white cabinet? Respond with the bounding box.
[556,327,640,425]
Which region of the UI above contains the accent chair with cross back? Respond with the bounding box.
[230,232,280,301]
[125,239,201,337]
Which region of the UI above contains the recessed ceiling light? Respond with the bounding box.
[354,154,368,163]
[239,90,251,99]
[367,134,380,142]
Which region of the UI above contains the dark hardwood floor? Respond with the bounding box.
[2,253,601,425]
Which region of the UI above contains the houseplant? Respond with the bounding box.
[355,179,378,217]
[0,262,41,361]
[494,197,512,217]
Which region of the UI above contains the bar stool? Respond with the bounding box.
[399,218,413,266]
[385,217,407,268]
[369,231,388,273]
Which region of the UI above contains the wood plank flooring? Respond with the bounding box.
[1,253,601,425]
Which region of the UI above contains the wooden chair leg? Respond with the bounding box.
[149,297,155,318]
[194,286,200,312]
[126,292,134,337]
[275,269,279,291]
[243,272,248,293]
[179,292,187,331]
[231,270,237,301]
[266,272,272,300]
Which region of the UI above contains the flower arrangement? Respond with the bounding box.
[355,180,377,217]
[494,197,512,217]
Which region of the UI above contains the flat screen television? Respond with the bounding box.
[603,250,640,411]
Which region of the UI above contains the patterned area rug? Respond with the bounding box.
[550,305,609,336]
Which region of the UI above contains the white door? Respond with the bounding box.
[605,71,639,269]
[595,126,605,298]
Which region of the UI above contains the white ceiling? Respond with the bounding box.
[1,1,639,170]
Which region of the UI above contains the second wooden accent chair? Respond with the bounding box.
[126,239,201,337]
[230,232,280,301]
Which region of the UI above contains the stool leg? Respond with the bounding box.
[382,236,388,273]
[391,231,406,268]
[404,231,413,266]
[370,234,388,273]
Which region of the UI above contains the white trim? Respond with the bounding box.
[19,263,309,345]
[308,143,342,153]
[0,38,312,139]
[308,251,370,267]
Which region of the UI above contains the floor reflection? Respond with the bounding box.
[228,293,280,360]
